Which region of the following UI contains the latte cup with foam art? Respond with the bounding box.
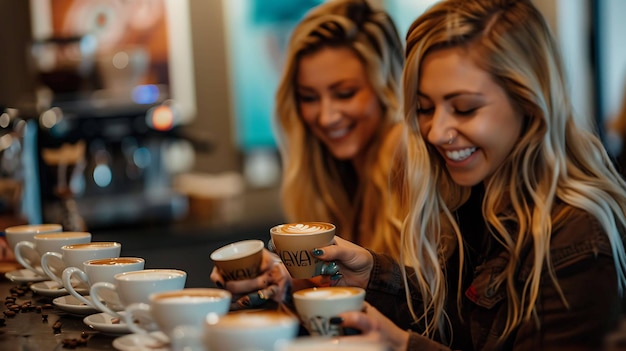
[270,222,335,279]
[293,286,365,336]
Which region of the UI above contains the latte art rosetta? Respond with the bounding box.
[278,222,333,234]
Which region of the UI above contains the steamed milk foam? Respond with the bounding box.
[275,222,334,234]
[89,257,144,266]
[117,270,183,281]
[64,242,119,249]
[154,290,227,304]
[295,287,362,299]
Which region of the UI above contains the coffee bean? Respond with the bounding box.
[3,311,16,318]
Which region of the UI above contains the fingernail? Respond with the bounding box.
[312,249,323,256]
[330,273,343,281]
[329,317,343,325]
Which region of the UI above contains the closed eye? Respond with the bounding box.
[416,107,434,116]
[335,90,356,99]
[296,93,318,103]
[454,108,478,116]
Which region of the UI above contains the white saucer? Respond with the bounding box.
[52,294,99,315]
[83,311,131,335]
[113,331,169,351]
[30,280,90,298]
[4,268,47,283]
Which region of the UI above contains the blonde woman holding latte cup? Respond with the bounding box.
[211,0,409,309]
[212,1,626,349]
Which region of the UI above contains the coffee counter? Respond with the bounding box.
[0,276,118,351]
[0,187,287,350]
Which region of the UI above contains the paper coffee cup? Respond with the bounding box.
[210,239,264,281]
[270,222,335,279]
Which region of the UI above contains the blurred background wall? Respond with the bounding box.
[0,0,624,231]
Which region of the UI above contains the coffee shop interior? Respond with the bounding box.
[0,0,625,289]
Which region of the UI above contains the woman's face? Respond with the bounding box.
[416,47,523,186]
[296,46,383,162]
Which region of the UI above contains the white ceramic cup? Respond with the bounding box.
[14,232,91,276]
[270,222,335,279]
[62,257,145,310]
[41,241,122,286]
[293,286,365,336]
[210,239,265,281]
[90,269,187,319]
[124,288,231,342]
[276,337,389,351]
[4,224,62,271]
[204,309,299,351]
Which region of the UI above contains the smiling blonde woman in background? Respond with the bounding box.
[274,0,407,257]
[211,0,409,309]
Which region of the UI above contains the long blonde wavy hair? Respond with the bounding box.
[275,0,407,257]
[400,0,626,342]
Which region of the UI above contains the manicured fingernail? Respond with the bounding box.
[329,317,343,325]
[312,249,324,256]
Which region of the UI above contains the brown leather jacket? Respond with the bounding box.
[365,203,625,350]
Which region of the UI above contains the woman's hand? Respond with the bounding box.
[311,236,374,289]
[210,248,291,310]
[335,302,409,351]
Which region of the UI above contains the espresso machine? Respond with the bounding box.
[23,0,197,230]
[35,103,190,231]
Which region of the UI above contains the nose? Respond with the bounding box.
[425,107,456,145]
[318,99,343,127]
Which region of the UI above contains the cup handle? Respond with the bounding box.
[90,282,120,318]
[14,241,44,276]
[123,303,154,335]
[62,267,93,307]
[41,252,64,285]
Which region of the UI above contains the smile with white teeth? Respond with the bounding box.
[446,147,477,161]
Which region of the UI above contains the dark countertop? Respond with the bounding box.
[0,188,286,350]
[0,277,118,351]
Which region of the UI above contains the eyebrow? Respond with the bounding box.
[417,91,484,100]
[298,79,360,91]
